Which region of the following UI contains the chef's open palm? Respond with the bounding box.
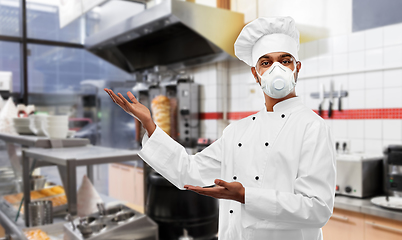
[104,88,151,123]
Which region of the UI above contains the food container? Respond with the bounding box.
[30,175,46,191]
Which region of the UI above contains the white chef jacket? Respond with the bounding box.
[139,97,336,240]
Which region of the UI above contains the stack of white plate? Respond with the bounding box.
[13,117,34,135]
[42,115,69,139]
[29,114,47,136]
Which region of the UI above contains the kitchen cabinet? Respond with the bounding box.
[108,163,144,211]
[365,215,402,240]
[323,208,365,240]
[323,208,402,240]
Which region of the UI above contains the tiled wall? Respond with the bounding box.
[190,22,402,154]
[296,22,402,154]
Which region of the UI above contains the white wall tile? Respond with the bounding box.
[383,120,402,140]
[332,120,348,139]
[348,89,365,109]
[205,84,217,99]
[299,43,306,60]
[365,88,383,109]
[348,120,365,138]
[365,120,382,139]
[301,57,319,76]
[365,48,383,70]
[384,69,402,87]
[365,71,383,89]
[383,87,402,108]
[348,73,365,90]
[383,45,402,67]
[365,27,383,49]
[349,31,365,52]
[383,23,402,47]
[333,35,349,54]
[318,38,333,56]
[295,78,306,96]
[333,53,348,72]
[350,139,365,153]
[364,139,383,154]
[251,95,264,111]
[348,51,365,71]
[203,119,217,134]
[318,55,332,74]
[203,98,217,112]
[304,40,319,59]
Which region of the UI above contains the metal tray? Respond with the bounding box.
[371,196,402,211]
[23,222,65,240]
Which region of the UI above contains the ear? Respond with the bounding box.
[294,61,302,83]
[296,61,302,73]
[251,67,260,84]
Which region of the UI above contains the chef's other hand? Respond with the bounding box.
[104,89,156,136]
[184,179,245,204]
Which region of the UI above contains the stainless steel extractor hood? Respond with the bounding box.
[85,0,244,73]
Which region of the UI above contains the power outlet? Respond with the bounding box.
[335,139,350,153]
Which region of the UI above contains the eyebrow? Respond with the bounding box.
[259,54,293,60]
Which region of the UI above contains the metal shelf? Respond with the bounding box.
[22,146,142,226]
[0,133,90,148]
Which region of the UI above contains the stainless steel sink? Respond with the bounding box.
[64,204,158,240]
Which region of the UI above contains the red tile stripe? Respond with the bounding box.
[199,108,402,120]
[227,111,258,120]
[199,112,223,120]
[313,108,402,119]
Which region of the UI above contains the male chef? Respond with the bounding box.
[105,16,336,240]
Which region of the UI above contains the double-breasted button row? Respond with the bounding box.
[232,176,259,180]
[238,142,269,147]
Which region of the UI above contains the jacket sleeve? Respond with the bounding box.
[242,121,336,229]
[138,125,222,190]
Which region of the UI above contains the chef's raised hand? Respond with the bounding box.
[184,179,245,204]
[104,88,156,136]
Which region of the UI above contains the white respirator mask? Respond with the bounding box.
[256,62,297,99]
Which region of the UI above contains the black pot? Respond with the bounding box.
[146,171,218,240]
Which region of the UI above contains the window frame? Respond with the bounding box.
[0,0,84,104]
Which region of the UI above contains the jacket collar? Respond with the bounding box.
[262,96,303,114]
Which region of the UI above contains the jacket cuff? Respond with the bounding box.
[139,126,174,168]
[242,187,276,228]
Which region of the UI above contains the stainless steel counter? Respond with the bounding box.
[22,146,142,226]
[334,195,402,222]
[0,194,123,240]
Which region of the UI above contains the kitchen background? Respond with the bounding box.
[0,0,402,239]
[183,0,402,156]
[0,0,400,195]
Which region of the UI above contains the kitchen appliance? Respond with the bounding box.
[336,153,383,198]
[383,145,402,197]
[146,78,199,147]
[85,0,244,72]
[146,171,218,240]
[28,200,53,227]
[63,204,158,240]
